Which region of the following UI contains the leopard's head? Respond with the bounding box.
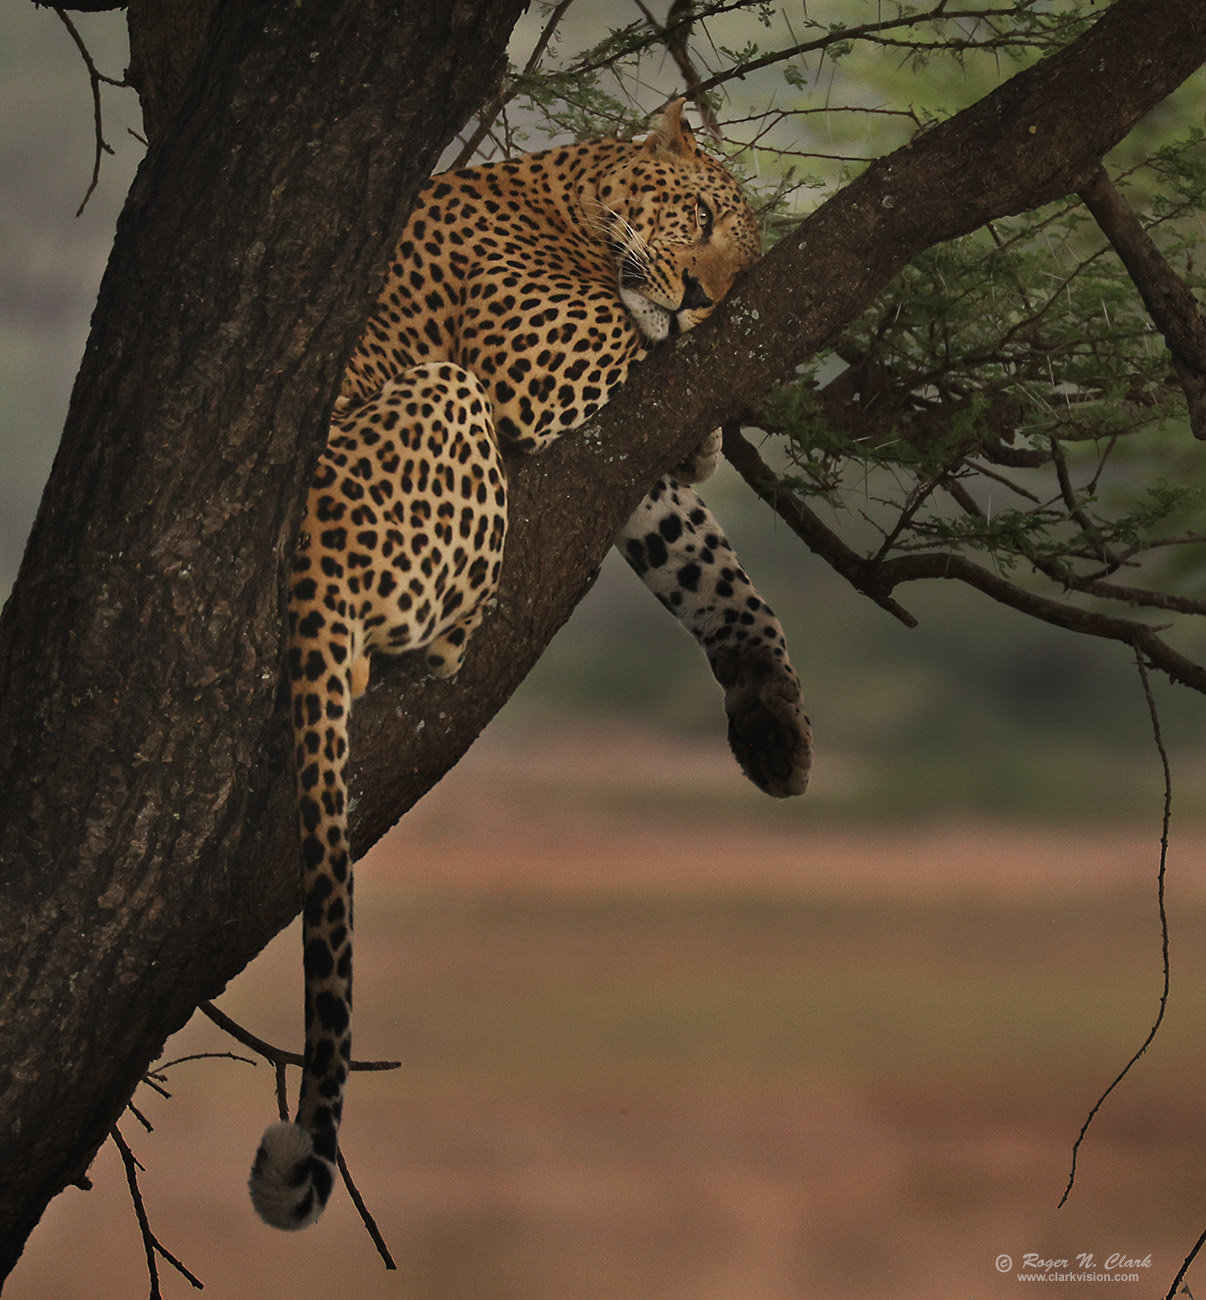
[592,100,761,342]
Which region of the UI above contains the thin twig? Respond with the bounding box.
[1166,1230,1206,1300]
[52,6,125,216]
[198,1001,400,1071]
[153,1050,256,1074]
[202,1000,402,1265]
[111,1127,204,1298]
[1057,650,1173,1208]
[337,1148,397,1270]
[448,0,578,169]
[126,1100,154,1133]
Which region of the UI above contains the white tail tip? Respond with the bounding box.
[248,1121,333,1230]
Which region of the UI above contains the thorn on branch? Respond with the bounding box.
[635,0,724,145]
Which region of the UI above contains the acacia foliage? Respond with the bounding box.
[461,0,1206,679]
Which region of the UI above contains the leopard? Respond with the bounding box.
[248,100,811,1231]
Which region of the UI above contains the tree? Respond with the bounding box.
[1,0,1204,1286]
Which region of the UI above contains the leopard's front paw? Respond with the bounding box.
[711,646,811,798]
[673,428,722,485]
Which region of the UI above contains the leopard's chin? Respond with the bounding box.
[619,285,675,342]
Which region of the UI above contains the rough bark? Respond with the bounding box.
[0,0,524,1275]
[0,0,1202,1280]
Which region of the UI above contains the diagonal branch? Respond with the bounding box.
[111,1126,204,1299]
[1078,166,1206,438]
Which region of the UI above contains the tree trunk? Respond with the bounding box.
[0,0,1203,1280]
[0,0,525,1274]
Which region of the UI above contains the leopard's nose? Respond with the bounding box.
[679,270,713,311]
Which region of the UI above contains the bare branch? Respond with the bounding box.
[1166,1232,1206,1300]
[51,6,128,216]
[1059,652,1173,1208]
[337,1148,397,1270]
[199,1001,400,1265]
[111,1127,204,1299]
[198,1001,400,1072]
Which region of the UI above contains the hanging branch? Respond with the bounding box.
[1058,652,1174,1208]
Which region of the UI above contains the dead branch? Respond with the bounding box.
[198,1000,401,1072]
[337,1149,397,1270]
[51,6,129,216]
[199,1001,400,1265]
[111,1126,204,1300]
[1168,1234,1206,1300]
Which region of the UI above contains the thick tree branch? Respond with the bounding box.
[341,0,1206,854]
[346,0,1206,895]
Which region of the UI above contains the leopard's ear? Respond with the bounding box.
[643,98,700,159]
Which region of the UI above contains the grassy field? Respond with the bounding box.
[10,727,1206,1300]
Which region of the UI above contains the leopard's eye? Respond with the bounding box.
[696,198,713,238]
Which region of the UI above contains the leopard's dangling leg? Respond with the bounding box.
[617,477,811,798]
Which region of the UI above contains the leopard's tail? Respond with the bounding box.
[249,559,357,1229]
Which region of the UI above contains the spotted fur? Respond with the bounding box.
[249,101,809,1230]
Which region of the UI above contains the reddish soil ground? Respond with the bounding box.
[9,726,1206,1300]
